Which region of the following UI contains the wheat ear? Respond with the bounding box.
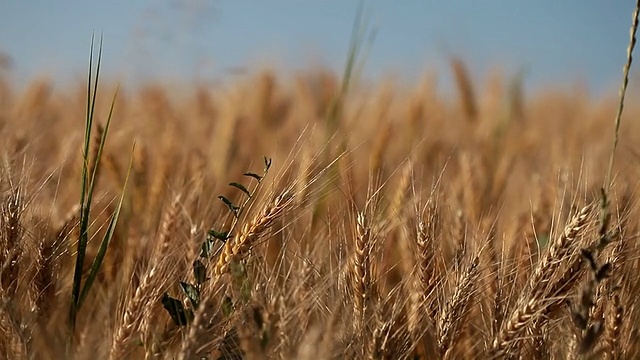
[437,252,480,358]
[352,211,371,331]
[213,191,293,276]
[109,195,182,360]
[529,205,591,299]
[490,205,592,359]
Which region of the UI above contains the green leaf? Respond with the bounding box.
[230,260,247,282]
[221,296,234,317]
[208,229,230,242]
[78,142,133,309]
[229,182,251,197]
[200,237,214,258]
[252,306,264,329]
[596,263,612,282]
[218,196,240,216]
[243,172,262,181]
[536,234,550,248]
[162,293,191,326]
[230,261,252,302]
[193,260,209,285]
[264,157,272,172]
[180,281,200,309]
[71,35,102,329]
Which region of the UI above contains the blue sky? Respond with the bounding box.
[0,1,636,95]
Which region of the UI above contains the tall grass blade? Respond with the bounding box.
[70,34,101,330]
[78,143,133,308]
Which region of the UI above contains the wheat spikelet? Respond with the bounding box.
[490,205,593,358]
[451,209,467,267]
[0,186,23,294]
[351,211,371,331]
[177,278,228,360]
[409,204,439,334]
[437,252,480,358]
[459,152,480,223]
[31,234,59,316]
[151,194,181,261]
[387,161,411,220]
[0,306,25,359]
[529,205,592,299]
[366,304,394,360]
[31,205,77,316]
[568,249,609,356]
[109,195,183,360]
[605,292,623,360]
[213,191,293,276]
[450,57,477,123]
[530,320,549,360]
[489,298,538,359]
[109,266,161,360]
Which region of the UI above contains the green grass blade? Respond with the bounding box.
[85,85,118,224]
[87,34,103,149]
[70,34,98,327]
[78,142,133,308]
[83,34,94,154]
[81,35,103,230]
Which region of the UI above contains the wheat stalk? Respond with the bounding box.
[605,0,640,188]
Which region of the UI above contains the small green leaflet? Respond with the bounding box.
[229,182,251,197]
[218,196,239,216]
[243,172,262,181]
[161,293,191,326]
[193,259,209,285]
[208,229,230,241]
[200,238,213,258]
[180,281,200,309]
[264,157,272,172]
[221,296,235,317]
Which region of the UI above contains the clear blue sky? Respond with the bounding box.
[0,1,636,95]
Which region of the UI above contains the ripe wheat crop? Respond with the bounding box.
[0,4,640,359]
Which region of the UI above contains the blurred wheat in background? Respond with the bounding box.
[1,3,640,360]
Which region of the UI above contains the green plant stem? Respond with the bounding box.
[605,0,640,189]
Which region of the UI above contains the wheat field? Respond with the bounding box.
[1,11,640,359]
